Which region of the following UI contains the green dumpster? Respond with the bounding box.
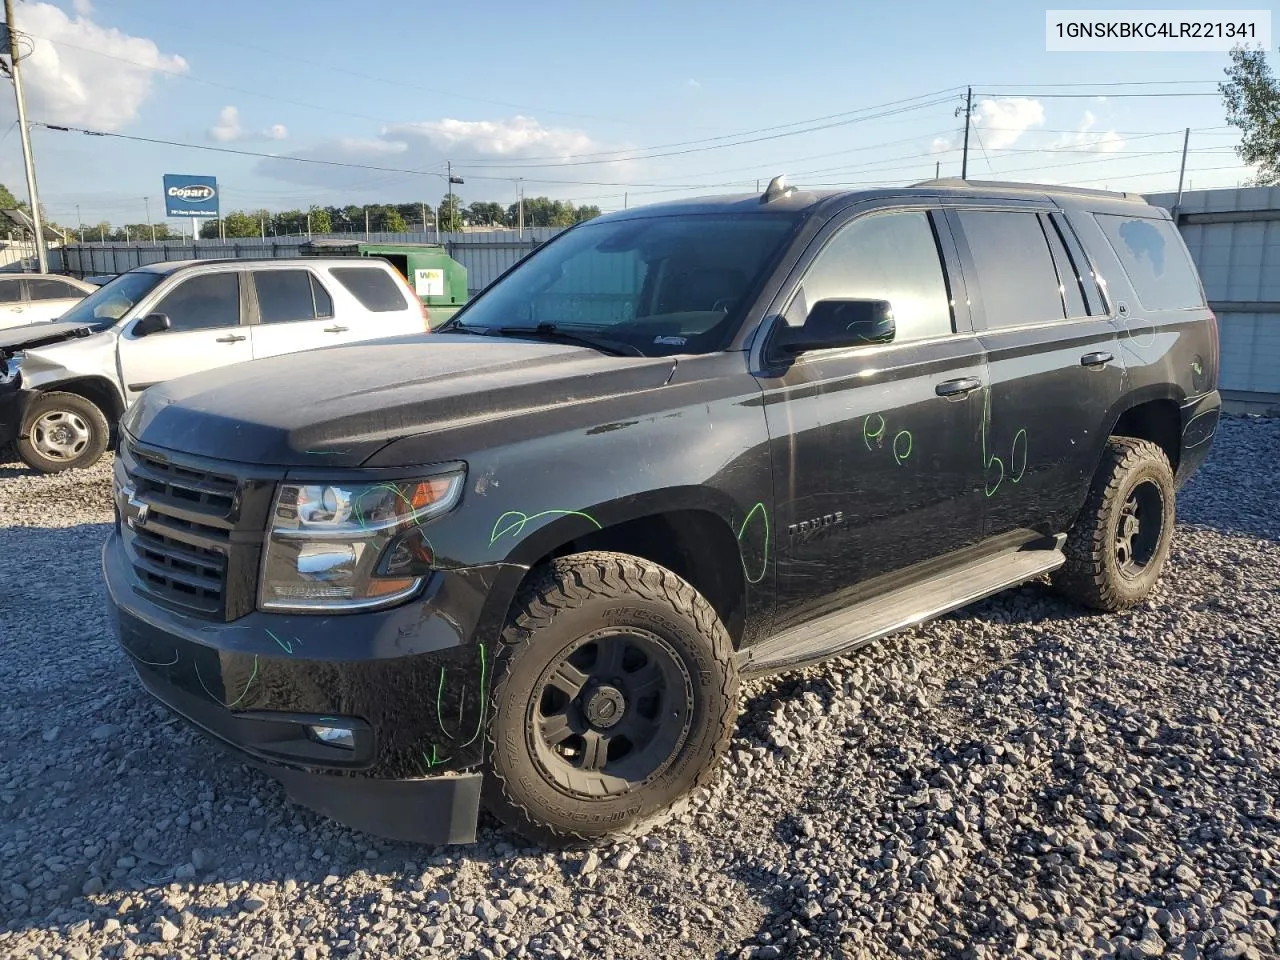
[300,239,468,328]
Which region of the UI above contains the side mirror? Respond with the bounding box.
[133,313,171,337]
[775,299,896,354]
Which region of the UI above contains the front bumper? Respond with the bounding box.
[103,533,500,844]
[0,383,31,446]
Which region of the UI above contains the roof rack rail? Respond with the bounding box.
[911,177,1143,202]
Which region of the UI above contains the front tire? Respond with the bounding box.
[16,391,110,473]
[1054,437,1176,612]
[484,551,738,845]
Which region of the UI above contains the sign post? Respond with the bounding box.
[163,175,219,239]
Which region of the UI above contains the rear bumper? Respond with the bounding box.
[102,532,499,844]
[1176,389,1221,488]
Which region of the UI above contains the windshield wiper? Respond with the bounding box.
[493,323,645,357]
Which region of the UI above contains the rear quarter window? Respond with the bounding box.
[329,267,408,312]
[1094,213,1204,311]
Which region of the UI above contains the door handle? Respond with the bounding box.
[1080,351,1113,368]
[935,377,982,398]
[215,334,246,343]
[323,325,349,333]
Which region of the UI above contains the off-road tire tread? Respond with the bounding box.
[16,391,110,474]
[485,550,738,846]
[1054,436,1174,612]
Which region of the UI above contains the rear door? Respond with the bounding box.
[754,203,989,631]
[945,205,1125,540]
[117,270,251,397]
[23,277,89,323]
[247,267,342,359]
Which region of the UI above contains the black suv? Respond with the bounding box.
[103,178,1220,846]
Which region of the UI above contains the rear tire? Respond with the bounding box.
[1054,437,1176,612]
[484,551,738,845]
[16,391,110,474]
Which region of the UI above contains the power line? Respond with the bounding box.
[976,90,1222,99]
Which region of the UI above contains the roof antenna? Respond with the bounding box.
[761,175,793,204]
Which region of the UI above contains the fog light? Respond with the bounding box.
[308,723,355,749]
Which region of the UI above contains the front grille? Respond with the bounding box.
[120,440,278,621]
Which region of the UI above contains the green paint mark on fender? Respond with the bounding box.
[1010,428,1028,484]
[893,430,913,465]
[863,414,886,451]
[459,644,490,749]
[737,501,770,585]
[489,509,603,546]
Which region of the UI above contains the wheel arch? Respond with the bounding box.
[476,487,751,649]
[1106,390,1182,474]
[25,376,126,425]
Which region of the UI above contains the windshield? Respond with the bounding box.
[58,271,165,329]
[448,213,798,356]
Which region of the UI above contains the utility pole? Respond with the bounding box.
[219,216,225,241]
[260,215,265,240]
[420,201,428,236]
[306,210,312,238]
[960,86,972,180]
[4,0,47,271]
[935,160,940,179]
[98,224,103,242]
[1173,127,1191,219]
[144,197,155,242]
[624,192,628,210]
[364,205,370,239]
[76,203,83,242]
[516,179,524,238]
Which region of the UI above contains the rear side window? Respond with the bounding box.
[0,278,22,303]
[329,267,408,312]
[27,278,84,300]
[1038,215,1088,318]
[957,210,1065,329]
[253,270,334,324]
[1094,213,1204,310]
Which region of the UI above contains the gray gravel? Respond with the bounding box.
[2,418,1279,960]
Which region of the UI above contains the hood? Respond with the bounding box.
[124,333,678,467]
[0,320,97,355]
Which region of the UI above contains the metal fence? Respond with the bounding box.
[1149,186,1280,407]
[57,228,567,296]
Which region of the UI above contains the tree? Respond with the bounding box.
[467,201,505,227]
[220,211,263,238]
[0,182,20,209]
[1221,45,1280,185]
[439,192,462,232]
[574,204,602,223]
[308,205,332,234]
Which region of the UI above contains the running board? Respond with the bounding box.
[737,541,1066,677]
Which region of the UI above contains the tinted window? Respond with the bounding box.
[1095,213,1204,311]
[958,211,1065,328]
[1049,214,1107,316]
[330,268,407,312]
[254,270,334,323]
[153,273,241,331]
[26,278,83,300]
[0,278,22,303]
[450,214,797,355]
[796,210,952,342]
[1039,215,1088,318]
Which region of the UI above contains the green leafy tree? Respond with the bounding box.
[439,192,463,232]
[574,204,602,223]
[308,205,332,234]
[467,201,505,227]
[0,182,20,209]
[1221,45,1280,185]
[272,209,308,236]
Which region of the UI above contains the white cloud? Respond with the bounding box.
[9,2,186,132]
[264,123,288,141]
[970,97,1045,150]
[687,79,701,89]
[1053,111,1124,153]
[209,105,242,142]
[384,115,598,160]
[255,116,621,200]
[930,136,953,154]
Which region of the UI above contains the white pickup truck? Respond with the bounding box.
[0,257,429,472]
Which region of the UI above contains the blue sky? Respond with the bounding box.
[0,0,1263,229]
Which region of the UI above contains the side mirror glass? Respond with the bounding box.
[133,313,171,337]
[775,299,896,354]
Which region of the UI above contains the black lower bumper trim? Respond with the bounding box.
[268,764,482,845]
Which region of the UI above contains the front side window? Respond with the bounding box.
[152,273,241,331]
[793,210,953,342]
[0,278,23,303]
[451,213,798,355]
[254,270,334,323]
[58,271,164,326]
[1095,213,1204,311]
[957,210,1066,329]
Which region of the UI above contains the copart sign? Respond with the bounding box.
[163,174,219,218]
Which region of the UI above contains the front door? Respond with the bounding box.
[945,206,1125,539]
[754,205,988,632]
[117,271,251,398]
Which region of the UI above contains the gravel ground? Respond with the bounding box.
[1,418,1278,960]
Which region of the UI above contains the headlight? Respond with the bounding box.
[259,470,464,612]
